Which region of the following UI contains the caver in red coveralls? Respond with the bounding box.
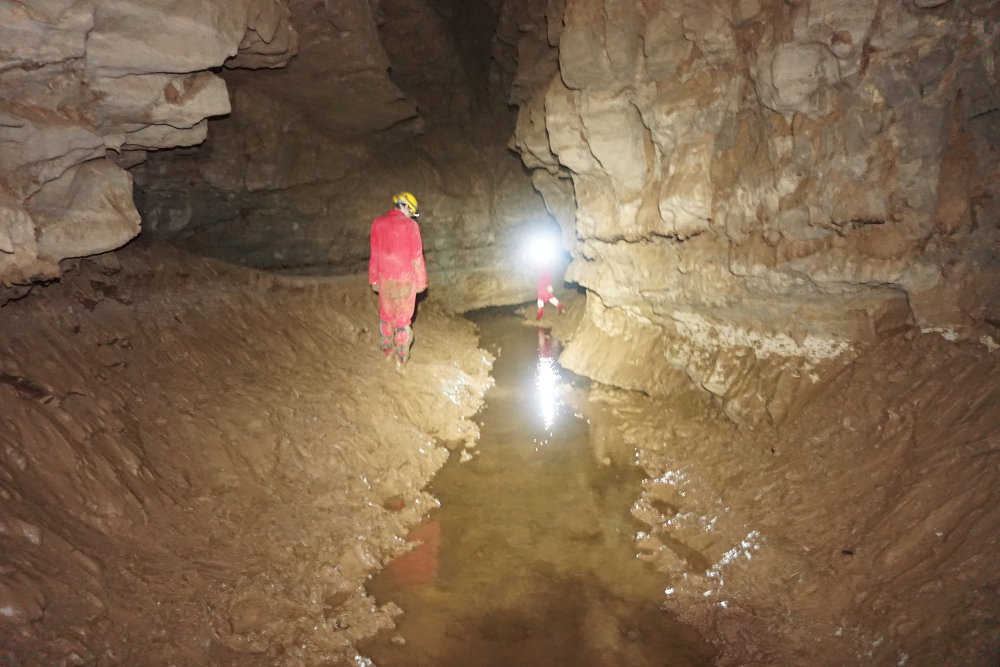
[369,202,427,364]
[535,266,564,320]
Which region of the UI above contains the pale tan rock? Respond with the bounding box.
[735,0,762,23]
[602,0,645,83]
[753,42,843,116]
[544,79,597,174]
[558,0,615,90]
[0,106,105,198]
[530,170,577,237]
[657,131,714,239]
[0,194,33,256]
[86,0,252,76]
[512,88,558,171]
[92,72,231,132]
[25,159,140,261]
[786,0,877,74]
[225,0,299,69]
[571,174,622,241]
[122,119,210,150]
[0,0,296,285]
[580,92,650,193]
[0,192,54,285]
[679,2,736,68]
[0,0,92,72]
[643,7,691,82]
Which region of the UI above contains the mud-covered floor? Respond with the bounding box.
[622,330,1000,667]
[1,244,998,666]
[0,244,491,665]
[550,332,1000,665]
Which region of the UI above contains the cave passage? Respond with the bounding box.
[3,0,998,662]
[360,309,714,666]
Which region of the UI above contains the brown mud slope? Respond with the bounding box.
[615,330,1000,666]
[0,244,491,665]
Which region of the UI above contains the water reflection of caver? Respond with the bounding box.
[535,328,559,431]
[537,326,553,359]
[360,313,716,665]
[385,518,441,588]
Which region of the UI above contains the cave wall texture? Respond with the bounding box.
[130,0,560,312]
[1,0,999,664]
[3,0,995,417]
[508,0,1000,424]
[1,0,557,312]
[0,0,298,297]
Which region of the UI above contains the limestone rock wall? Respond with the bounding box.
[132,0,556,312]
[134,119,553,312]
[511,0,1000,424]
[0,0,298,298]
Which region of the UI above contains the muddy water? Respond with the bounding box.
[360,310,714,666]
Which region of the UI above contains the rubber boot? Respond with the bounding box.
[394,326,413,365]
[378,318,393,357]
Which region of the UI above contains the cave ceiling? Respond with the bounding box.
[222,0,420,140]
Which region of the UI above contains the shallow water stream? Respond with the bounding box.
[360,310,714,666]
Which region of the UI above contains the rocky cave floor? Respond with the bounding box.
[1,244,998,666]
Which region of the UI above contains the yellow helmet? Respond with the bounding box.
[392,191,418,213]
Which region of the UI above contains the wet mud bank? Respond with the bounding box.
[0,244,491,665]
[601,332,1000,665]
[537,300,1000,664]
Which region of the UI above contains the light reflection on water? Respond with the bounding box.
[359,309,714,667]
[535,327,559,435]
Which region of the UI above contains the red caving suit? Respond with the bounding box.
[369,209,428,328]
[536,267,554,301]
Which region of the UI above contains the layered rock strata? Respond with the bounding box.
[510,0,1000,424]
[0,0,298,298]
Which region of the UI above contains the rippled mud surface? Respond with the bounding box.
[361,311,714,666]
[0,245,492,666]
